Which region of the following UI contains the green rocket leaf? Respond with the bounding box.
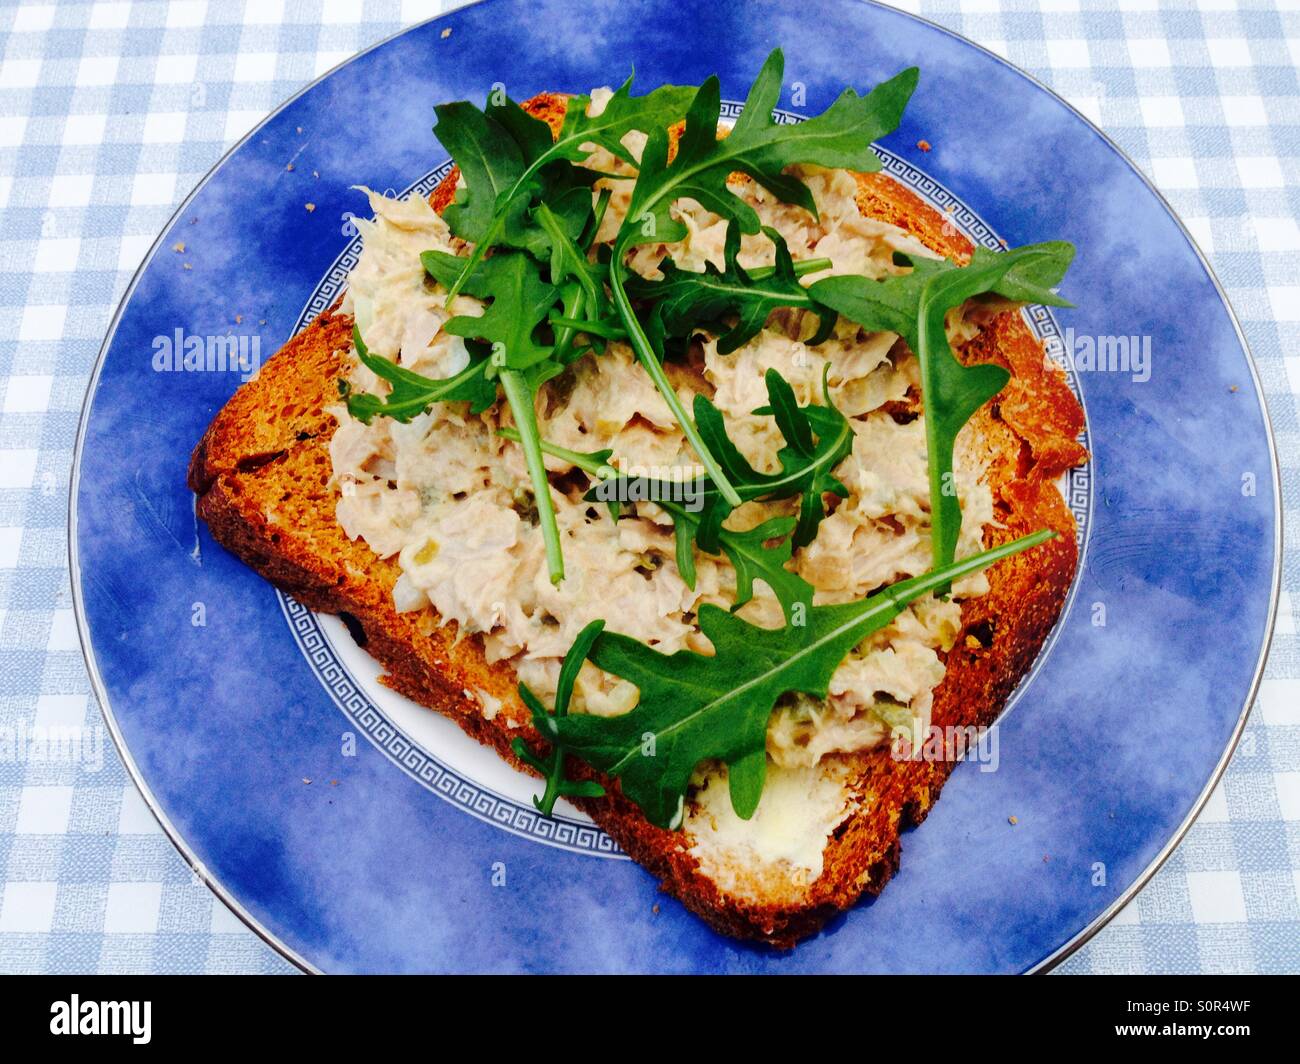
[420,249,559,375]
[419,248,567,582]
[512,619,608,817]
[810,241,1074,584]
[434,78,696,300]
[625,223,836,354]
[539,530,1055,828]
[617,49,917,251]
[510,431,814,621]
[590,368,852,560]
[342,326,497,423]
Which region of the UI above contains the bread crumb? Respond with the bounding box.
[441,27,452,38]
[235,314,243,324]
[296,126,303,134]
[303,777,312,785]
[917,139,931,152]
[652,904,660,915]
[182,263,192,271]
[172,242,185,253]
[1008,815,1018,825]
[330,780,339,787]
[965,634,981,650]
[1229,385,1239,393]
[286,163,295,172]
[305,203,316,212]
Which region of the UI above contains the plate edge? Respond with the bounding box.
[66,0,1285,976]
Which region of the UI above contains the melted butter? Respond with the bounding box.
[686,762,855,887]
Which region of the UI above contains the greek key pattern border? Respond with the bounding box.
[293,161,456,335]
[282,104,1093,849]
[276,592,625,858]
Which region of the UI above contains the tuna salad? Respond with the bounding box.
[329,106,998,772]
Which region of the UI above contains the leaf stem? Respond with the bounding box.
[536,748,563,813]
[535,201,604,308]
[445,209,505,306]
[752,256,832,281]
[498,428,606,474]
[609,244,743,506]
[548,315,625,339]
[549,285,586,365]
[499,369,564,584]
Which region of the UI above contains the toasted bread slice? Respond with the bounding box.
[188,94,1086,949]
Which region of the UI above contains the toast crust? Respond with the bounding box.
[188,94,1086,949]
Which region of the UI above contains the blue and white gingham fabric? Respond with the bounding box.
[0,0,1295,975]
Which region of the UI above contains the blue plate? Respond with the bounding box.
[71,0,1280,973]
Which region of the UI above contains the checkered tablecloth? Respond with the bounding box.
[0,0,1295,975]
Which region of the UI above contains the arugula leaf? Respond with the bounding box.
[511,619,607,816]
[343,326,496,423]
[433,99,526,246]
[548,313,625,342]
[419,248,568,582]
[683,512,813,620]
[556,76,698,166]
[608,48,917,507]
[519,431,815,622]
[591,368,851,561]
[436,103,596,304]
[754,371,853,549]
[533,198,617,368]
[810,242,1074,584]
[434,79,696,301]
[625,223,836,354]
[421,249,559,375]
[618,49,917,251]
[535,201,607,318]
[538,529,1055,829]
